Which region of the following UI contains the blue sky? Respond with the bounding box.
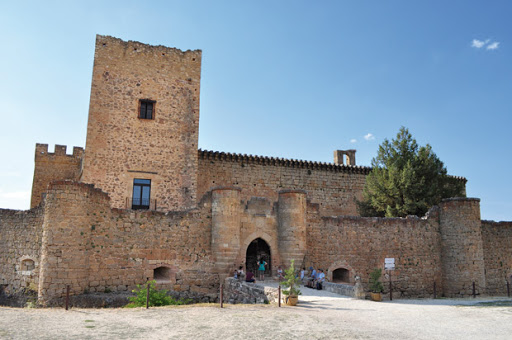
[0,1,510,220]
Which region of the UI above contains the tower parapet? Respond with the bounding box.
[30,144,84,208]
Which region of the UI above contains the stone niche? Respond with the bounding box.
[332,268,350,284]
[153,266,172,283]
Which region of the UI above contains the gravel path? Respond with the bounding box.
[1,283,511,340]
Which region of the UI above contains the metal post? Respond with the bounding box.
[220,284,223,308]
[507,281,510,298]
[472,281,476,298]
[433,281,437,299]
[146,280,150,309]
[278,285,281,307]
[65,285,70,310]
[389,271,392,301]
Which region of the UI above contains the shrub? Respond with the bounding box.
[125,280,190,307]
[369,268,384,293]
[281,260,302,296]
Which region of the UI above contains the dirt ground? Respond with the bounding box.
[1,283,511,340]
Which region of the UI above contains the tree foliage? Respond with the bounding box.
[357,127,465,217]
[281,259,302,296]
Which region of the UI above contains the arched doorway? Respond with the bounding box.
[246,238,271,276]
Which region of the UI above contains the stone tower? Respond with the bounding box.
[80,35,202,211]
[439,198,486,297]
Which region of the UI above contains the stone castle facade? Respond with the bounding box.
[1,36,511,305]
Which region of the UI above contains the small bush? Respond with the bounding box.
[125,280,190,307]
[369,268,384,293]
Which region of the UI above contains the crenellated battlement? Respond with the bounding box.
[35,144,84,160]
[30,144,84,209]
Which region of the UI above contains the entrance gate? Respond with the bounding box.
[246,238,271,277]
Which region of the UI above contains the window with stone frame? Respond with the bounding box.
[21,259,35,271]
[139,99,156,119]
[132,178,151,210]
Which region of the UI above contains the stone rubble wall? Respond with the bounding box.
[0,206,45,295]
[3,180,511,305]
[322,282,358,298]
[305,204,444,298]
[36,181,218,305]
[223,277,278,304]
[481,220,512,295]
[198,152,367,217]
[439,198,486,297]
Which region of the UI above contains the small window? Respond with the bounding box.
[132,179,151,210]
[21,259,35,272]
[139,99,155,119]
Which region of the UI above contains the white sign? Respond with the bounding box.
[384,257,395,270]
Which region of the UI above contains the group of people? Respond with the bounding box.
[233,258,268,283]
[306,266,326,290]
[234,261,326,290]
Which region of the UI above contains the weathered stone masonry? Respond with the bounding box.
[1,35,511,305]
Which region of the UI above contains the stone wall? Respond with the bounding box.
[481,221,512,295]
[322,282,360,298]
[30,144,83,208]
[81,35,202,212]
[0,206,44,295]
[439,198,485,297]
[198,150,369,216]
[305,205,443,298]
[223,277,278,304]
[37,181,217,305]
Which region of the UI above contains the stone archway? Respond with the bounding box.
[327,261,356,285]
[246,238,271,276]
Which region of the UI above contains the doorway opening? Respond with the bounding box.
[246,238,271,276]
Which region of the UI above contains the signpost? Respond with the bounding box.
[384,258,395,301]
[384,258,395,270]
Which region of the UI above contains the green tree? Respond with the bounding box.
[357,127,465,217]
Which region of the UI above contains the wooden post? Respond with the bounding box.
[65,285,70,310]
[507,281,510,298]
[146,279,150,309]
[472,281,476,298]
[389,271,392,301]
[433,281,437,299]
[278,285,281,307]
[220,283,223,308]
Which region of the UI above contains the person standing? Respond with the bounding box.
[257,258,267,281]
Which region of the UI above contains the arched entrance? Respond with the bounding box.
[246,238,271,276]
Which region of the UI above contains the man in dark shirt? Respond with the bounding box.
[245,270,255,283]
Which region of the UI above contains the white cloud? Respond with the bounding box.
[471,39,500,50]
[350,139,357,144]
[364,133,375,141]
[471,39,487,48]
[487,41,500,50]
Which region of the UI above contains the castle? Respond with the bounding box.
[1,36,511,305]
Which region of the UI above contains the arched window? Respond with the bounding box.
[332,268,350,284]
